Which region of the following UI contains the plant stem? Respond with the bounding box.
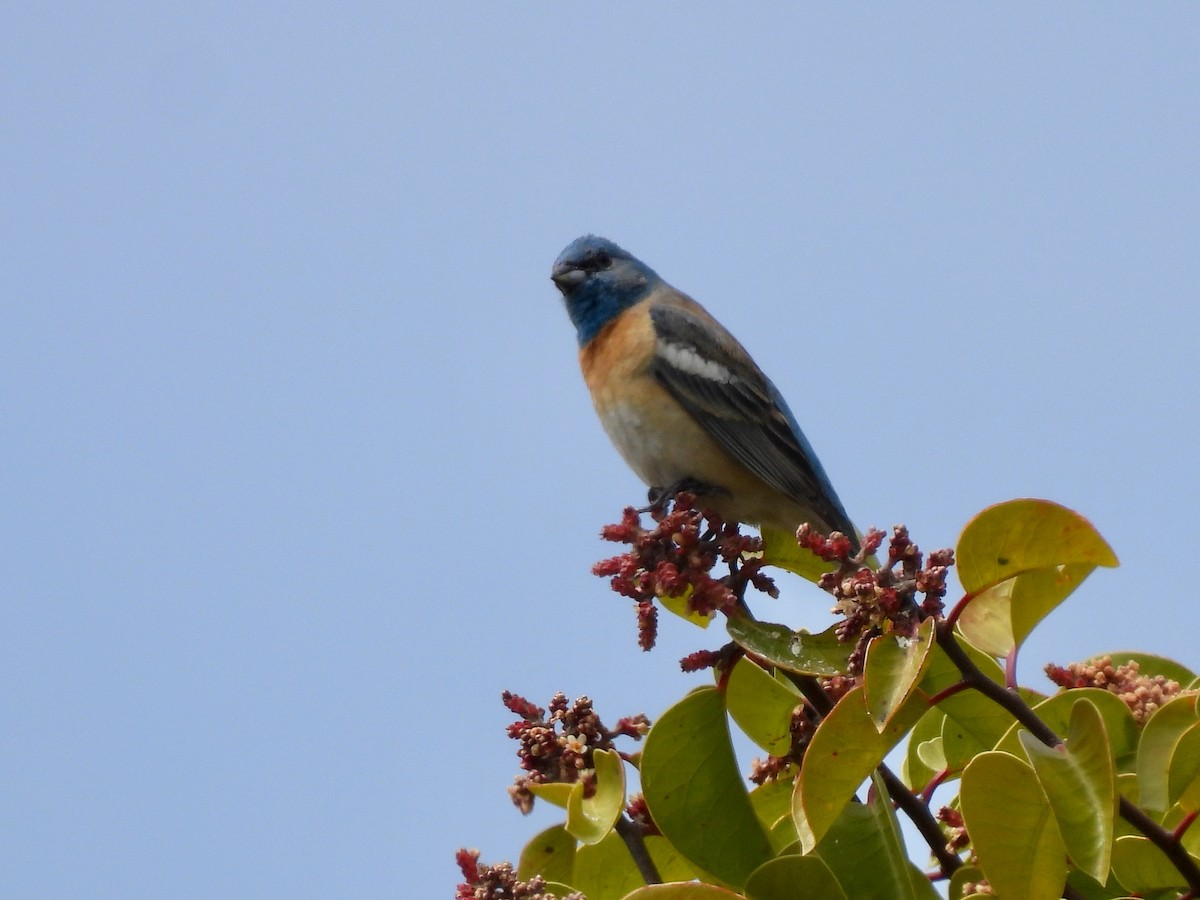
[615,815,661,885]
[878,764,963,877]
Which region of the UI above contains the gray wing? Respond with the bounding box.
[648,301,855,537]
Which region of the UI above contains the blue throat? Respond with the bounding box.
[566,281,644,346]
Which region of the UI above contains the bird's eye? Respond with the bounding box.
[589,251,612,271]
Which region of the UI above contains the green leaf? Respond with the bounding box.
[812,784,941,900]
[1116,771,1140,807]
[903,708,948,789]
[641,687,772,888]
[1137,694,1200,814]
[566,748,625,844]
[744,855,848,900]
[1168,721,1200,811]
[660,585,714,628]
[643,836,706,884]
[955,499,1118,656]
[863,618,936,731]
[750,779,800,851]
[541,883,583,897]
[938,689,1017,770]
[960,751,1068,900]
[517,824,576,884]
[1110,835,1186,893]
[528,782,574,809]
[725,618,850,677]
[793,685,926,851]
[726,658,802,756]
[1164,802,1200,862]
[957,499,1119,592]
[916,735,947,772]
[570,833,699,900]
[947,865,985,900]
[760,525,839,582]
[918,636,1021,772]
[1063,867,1131,900]
[995,688,1139,769]
[572,829,647,900]
[621,884,746,899]
[960,562,1100,657]
[1017,699,1116,883]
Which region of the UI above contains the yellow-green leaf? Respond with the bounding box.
[812,784,941,900]
[750,779,800,851]
[863,618,936,731]
[938,689,1017,770]
[917,736,947,773]
[660,585,714,628]
[621,884,745,899]
[1017,699,1116,883]
[794,685,926,851]
[744,855,848,900]
[1169,721,1200,811]
[957,499,1119,592]
[760,525,840,582]
[903,708,948,789]
[726,657,802,756]
[947,865,985,900]
[641,687,771,888]
[993,688,1139,768]
[955,500,1118,656]
[1110,835,1186,892]
[1164,802,1200,862]
[527,782,574,809]
[572,829,647,900]
[643,836,705,885]
[541,882,583,897]
[959,562,1098,657]
[566,748,625,845]
[517,824,576,884]
[571,832,699,900]
[1137,694,1200,814]
[960,751,1067,900]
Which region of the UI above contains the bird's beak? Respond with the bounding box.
[551,263,585,292]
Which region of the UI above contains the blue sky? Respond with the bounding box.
[2,5,1198,897]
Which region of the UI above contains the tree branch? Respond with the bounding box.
[615,815,661,885]
[877,764,962,878]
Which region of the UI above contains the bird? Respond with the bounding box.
[551,234,857,546]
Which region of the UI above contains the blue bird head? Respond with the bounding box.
[552,235,661,346]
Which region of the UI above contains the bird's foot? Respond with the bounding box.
[639,479,726,517]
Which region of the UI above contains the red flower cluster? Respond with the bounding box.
[593,494,777,650]
[679,648,729,673]
[936,806,970,850]
[748,701,814,785]
[454,849,584,900]
[811,525,953,653]
[624,793,661,837]
[796,523,872,562]
[502,691,649,814]
[1045,655,1185,724]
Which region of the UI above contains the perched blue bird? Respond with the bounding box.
[551,235,857,544]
